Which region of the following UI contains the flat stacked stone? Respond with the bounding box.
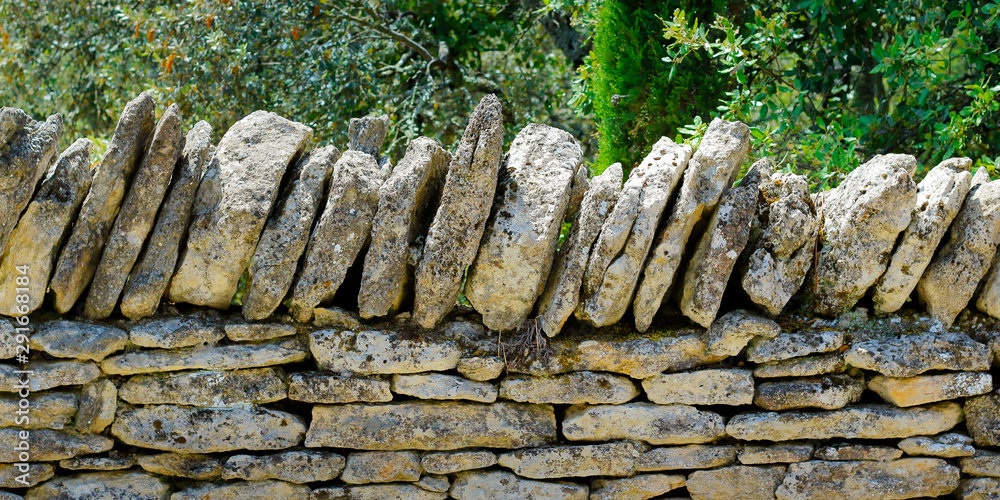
[497,441,642,479]
[223,451,345,483]
[727,402,963,441]
[776,458,960,500]
[562,403,726,445]
[287,372,392,403]
[642,369,754,406]
[868,372,993,407]
[24,471,169,500]
[0,109,62,256]
[635,444,737,471]
[118,367,287,406]
[843,331,991,377]
[309,329,463,375]
[686,465,786,500]
[499,372,638,404]
[341,451,420,484]
[29,320,127,362]
[137,453,222,480]
[450,470,587,500]
[100,338,307,375]
[754,374,865,410]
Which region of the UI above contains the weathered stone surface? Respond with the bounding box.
[979,251,1000,320]
[0,321,16,359]
[681,163,767,327]
[642,369,754,406]
[705,309,781,356]
[450,470,588,500]
[844,331,991,377]
[416,475,450,493]
[687,465,786,500]
[120,121,213,319]
[314,484,445,500]
[76,378,117,433]
[288,372,391,403]
[456,356,504,381]
[634,119,751,331]
[170,110,312,309]
[537,164,622,336]
[499,371,637,404]
[918,180,1000,326]
[498,441,641,479]
[590,474,685,500]
[0,463,53,488]
[563,403,725,445]
[359,137,449,319]
[812,154,917,315]
[306,401,555,450]
[0,138,92,316]
[172,480,310,500]
[0,109,62,257]
[243,146,339,320]
[754,374,864,410]
[898,433,975,458]
[868,371,993,407]
[137,453,221,480]
[392,373,497,403]
[966,392,1000,446]
[0,429,113,462]
[25,471,169,500]
[127,315,223,349]
[50,93,155,313]
[814,443,902,461]
[963,454,1000,477]
[580,138,693,327]
[59,456,137,471]
[348,114,389,159]
[0,392,76,429]
[422,450,497,474]
[30,320,127,361]
[747,330,844,363]
[119,367,286,406]
[753,353,846,378]
[0,361,99,392]
[100,337,307,375]
[727,402,963,441]
[313,306,362,328]
[224,322,296,341]
[739,443,814,464]
[635,445,737,471]
[112,405,306,453]
[341,451,421,484]
[775,458,960,500]
[413,95,504,328]
[959,477,1000,500]
[223,451,345,483]
[288,150,388,321]
[85,104,183,319]
[309,329,463,375]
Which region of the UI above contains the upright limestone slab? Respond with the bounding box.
[358,137,451,319]
[0,109,62,256]
[85,104,184,319]
[50,92,156,313]
[579,137,693,327]
[978,250,1000,319]
[874,157,973,314]
[243,146,340,320]
[634,118,750,332]
[536,163,622,336]
[466,123,582,331]
[348,114,389,159]
[120,121,213,320]
[413,94,504,328]
[0,139,92,316]
[170,111,312,309]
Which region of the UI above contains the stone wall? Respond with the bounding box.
[0,93,998,499]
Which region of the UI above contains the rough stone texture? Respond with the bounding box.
[224,322,296,341]
[0,109,62,257]
[309,329,463,374]
[814,443,903,461]
[50,93,155,313]
[348,114,389,159]
[963,454,1000,477]
[313,306,362,329]
[412,95,504,329]
[120,121,213,319]
[422,451,497,474]
[456,356,505,381]
[136,453,221,480]
[959,477,1000,500]
[0,392,76,429]
[634,119,751,331]
[775,458,961,500]
[85,104,184,319]
[59,456,137,471]
[172,480,310,500]
[642,369,754,406]
[966,392,1000,446]
[100,337,307,375]
[727,402,963,441]
[288,372,392,403]
[76,378,117,433]
[0,463,53,488]
[739,443,814,464]
[341,451,421,484]
[844,331,991,377]
[868,372,993,407]
[979,251,1000,320]
[686,465,786,500]
[636,445,737,471]
[112,405,306,453]
[580,138,693,327]
[392,373,496,402]
[0,138,92,316]
[746,330,845,363]
[0,321,16,359]
[243,146,339,320]
[314,484,445,500]
[705,309,781,356]
[466,124,582,331]
[416,475,450,493]
[499,371,638,404]
[898,433,975,458]
[450,470,588,500]
[918,180,1000,326]
[223,451,345,483]
[537,163,622,336]
[0,361,100,392]
[0,429,113,462]
[681,163,767,327]
[359,137,450,319]
[29,320,126,361]
[170,110,312,309]
[127,315,222,348]
[812,154,918,315]
[563,403,725,445]
[24,471,169,500]
[590,474,685,500]
[754,374,865,410]
[119,367,287,406]
[498,441,641,479]
[753,353,846,378]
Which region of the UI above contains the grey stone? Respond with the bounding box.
[29,320,127,361]
[0,361,99,392]
[456,356,505,381]
[450,470,588,500]
[0,392,76,429]
[76,378,117,433]
[288,372,392,403]
[59,456,137,471]
[775,458,960,500]
[137,453,221,480]
[421,450,497,474]
[898,433,976,458]
[127,315,223,349]
[739,443,814,464]
[590,474,686,500]
[642,369,754,406]
[959,477,1000,500]
[172,480,310,500]
[416,475,450,493]
[100,337,307,375]
[727,402,963,441]
[0,429,113,462]
[224,322,296,341]
[392,373,497,402]
[966,392,1000,447]
[844,331,991,377]
[309,329,463,375]
[223,451,345,483]
[498,441,641,479]
[348,114,389,159]
[962,454,1000,477]
[24,471,169,500]
[746,329,844,363]
[868,371,993,407]
[0,463,53,488]
[563,403,725,445]
[687,465,786,500]
[341,451,421,484]
[754,374,865,410]
[978,250,1000,320]
[119,367,287,406]
[0,321,16,359]
[314,484,445,500]
[753,353,846,378]
[813,444,903,461]
[0,110,62,257]
[499,371,638,404]
[635,445,737,471]
[705,309,781,357]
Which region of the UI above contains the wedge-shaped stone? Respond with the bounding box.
[224,322,296,341]
[966,392,1000,446]
[59,456,136,471]
[413,95,504,328]
[359,137,449,319]
[392,373,496,403]
[635,444,736,471]
[137,453,221,480]
[85,104,183,319]
[0,361,99,392]
[418,475,451,493]
[127,315,223,349]
[305,401,555,450]
[959,477,1000,500]
[727,402,963,441]
[457,356,504,381]
[348,114,390,159]
[814,444,902,461]
[100,337,307,375]
[112,405,305,453]
[76,378,116,433]
[170,110,312,309]
[844,331,991,377]
[746,330,844,363]
[705,309,780,357]
[50,93,155,313]
[868,372,992,407]
[898,433,975,458]
[634,119,750,332]
[498,441,641,479]
[342,451,421,484]
[962,454,1000,477]
[29,320,127,361]
[243,146,339,320]
[753,353,846,378]
[775,458,960,500]
[223,451,345,483]
[288,372,392,403]
[754,374,864,410]
[0,429,112,462]
[450,470,587,500]
[499,372,638,404]
[739,442,814,464]
[422,450,497,474]
[687,465,786,500]
[0,109,62,257]
[172,480,310,500]
[590,474,685,500]
[563,403,725,445]
[0,463,52,488]
[119,367,287,406]
[313,305,362,328]
[642,369,754,406]
[0,138,91,316]
[25,471,169,500]
[0,392,76,429]
[309,329,463,375]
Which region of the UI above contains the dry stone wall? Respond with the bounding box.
[0,93,999,499]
